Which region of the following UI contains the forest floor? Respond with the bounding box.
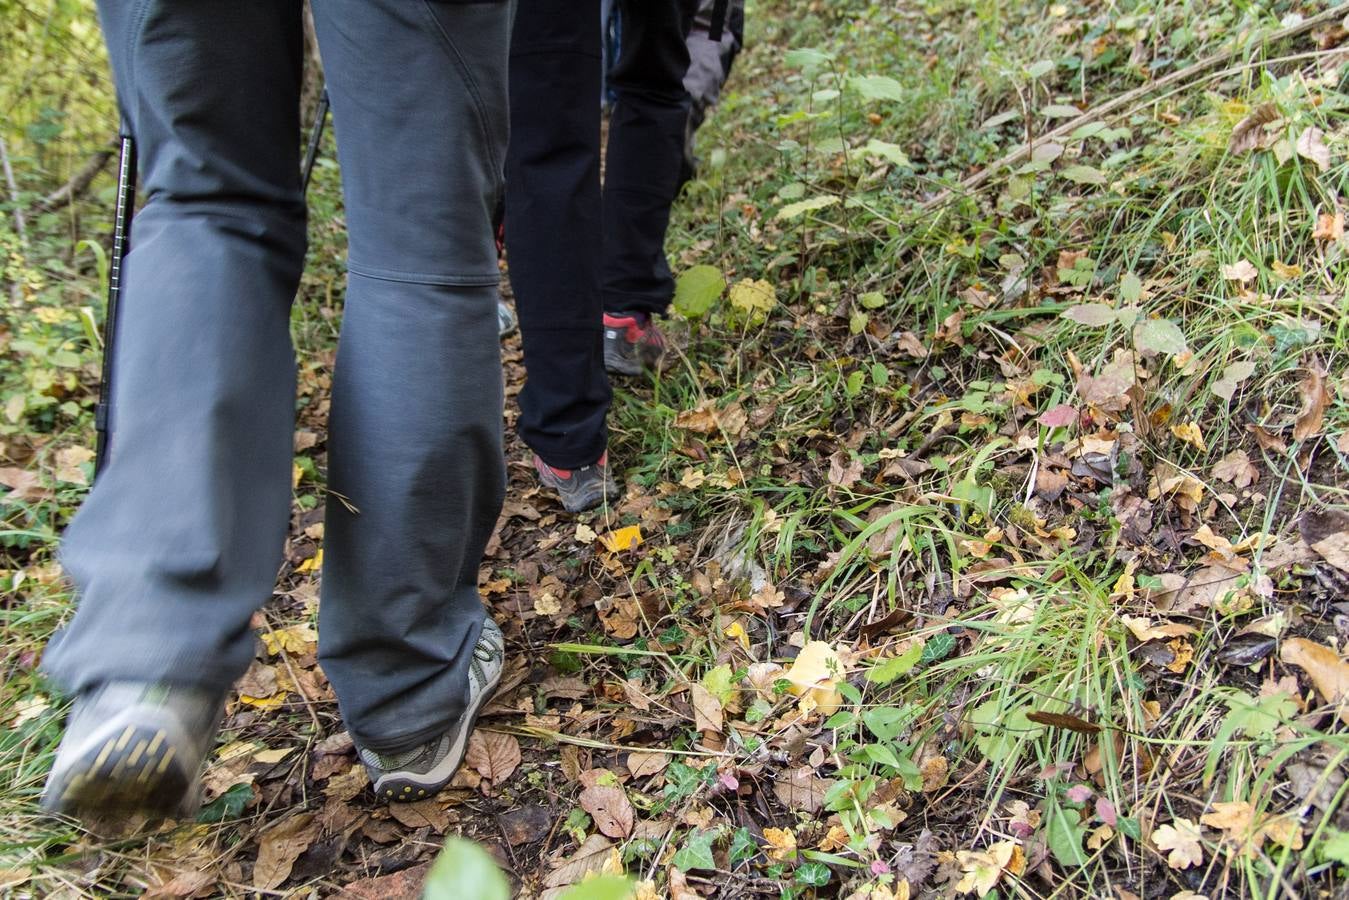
[3,1,1349,898]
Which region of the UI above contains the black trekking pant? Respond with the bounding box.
[506,0,693,468]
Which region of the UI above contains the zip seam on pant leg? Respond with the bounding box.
[418,0,506,186]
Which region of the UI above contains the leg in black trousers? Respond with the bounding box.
[506,0,611,470]
[603,0,698,318]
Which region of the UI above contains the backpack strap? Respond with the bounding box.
[707,0,729,42]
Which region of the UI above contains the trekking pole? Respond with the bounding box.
[93,89,329,480]
[93,127,136,477]
[300,89,329,196]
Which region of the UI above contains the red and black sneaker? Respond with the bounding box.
[602,311,667,376]
[533,452,619,513]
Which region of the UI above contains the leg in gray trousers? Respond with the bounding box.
[44,0,510,756]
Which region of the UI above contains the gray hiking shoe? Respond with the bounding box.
[603,311,667,376]
[534,452,619,513]
[358,618,505,802]
[41,681,222,819]
[497,300,517,338]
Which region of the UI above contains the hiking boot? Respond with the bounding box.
[497,300,517,338]
[534,452,619,513]
[358,618,505,802]
[41,681,223,819]
[603,311,667,376]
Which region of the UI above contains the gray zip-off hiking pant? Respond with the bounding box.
[44,0,511,754]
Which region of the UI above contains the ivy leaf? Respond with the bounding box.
[729,827,760,867]
[795,862,832,887]
[672,828,720,872]
[198,782,253,823]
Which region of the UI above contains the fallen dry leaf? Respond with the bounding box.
[954,840,1024,896]
[465,730,522,783]
[1121,615,1195,643]
[1296,126,1331,172]
[690,683,724,733]
[626,751,669,779]
[253,813,320,891]
[387,799,455,833]
[579,782,635,839]
[1153,818,1204,869]
[543,834,613,890]
[600,525,643,553]
[1300,507,1349,574]
[774,765,836,814]
[1280,637,1349,724]
[1227,103,1280,155]
[762,827,798,862]
[53,445,95,486]
[1221,259,1258,284]
[1211,450,1259,489]
[0,467,50,503]
[1293,361,1331,443]
[828,450,864,489]
[1313,211,1345,242]
[784,641,845,714]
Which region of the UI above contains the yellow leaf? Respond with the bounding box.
[239,693,286,710]
[292,462,303,489]
[1121,615,1195,642]
[762,827,798,862]
[1170,421,1208,452]
[295,548,323,574]
[725,620,750,651]
[1153,818,1204,869]
[534,591,562,617]
[254,747,295,765]
[728,278,777,324]
[1166,637,1195,673]
[784,641,845,715]
[1258,815,1303,850]
[600,525,643,553]
[261,623,318,656]
[1280,637,1349,724]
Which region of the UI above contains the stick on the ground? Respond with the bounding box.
[924,4,1348,208]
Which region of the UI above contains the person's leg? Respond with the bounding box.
[602,0,697,319]
[310,0,511,758]
[506,0,612,473]
[42,0,306,814]
[47,0,305,708]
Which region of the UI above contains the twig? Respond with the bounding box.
[923,4,1348,209]
[33,143,115,212]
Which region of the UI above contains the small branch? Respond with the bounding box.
[34,143,116,213]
